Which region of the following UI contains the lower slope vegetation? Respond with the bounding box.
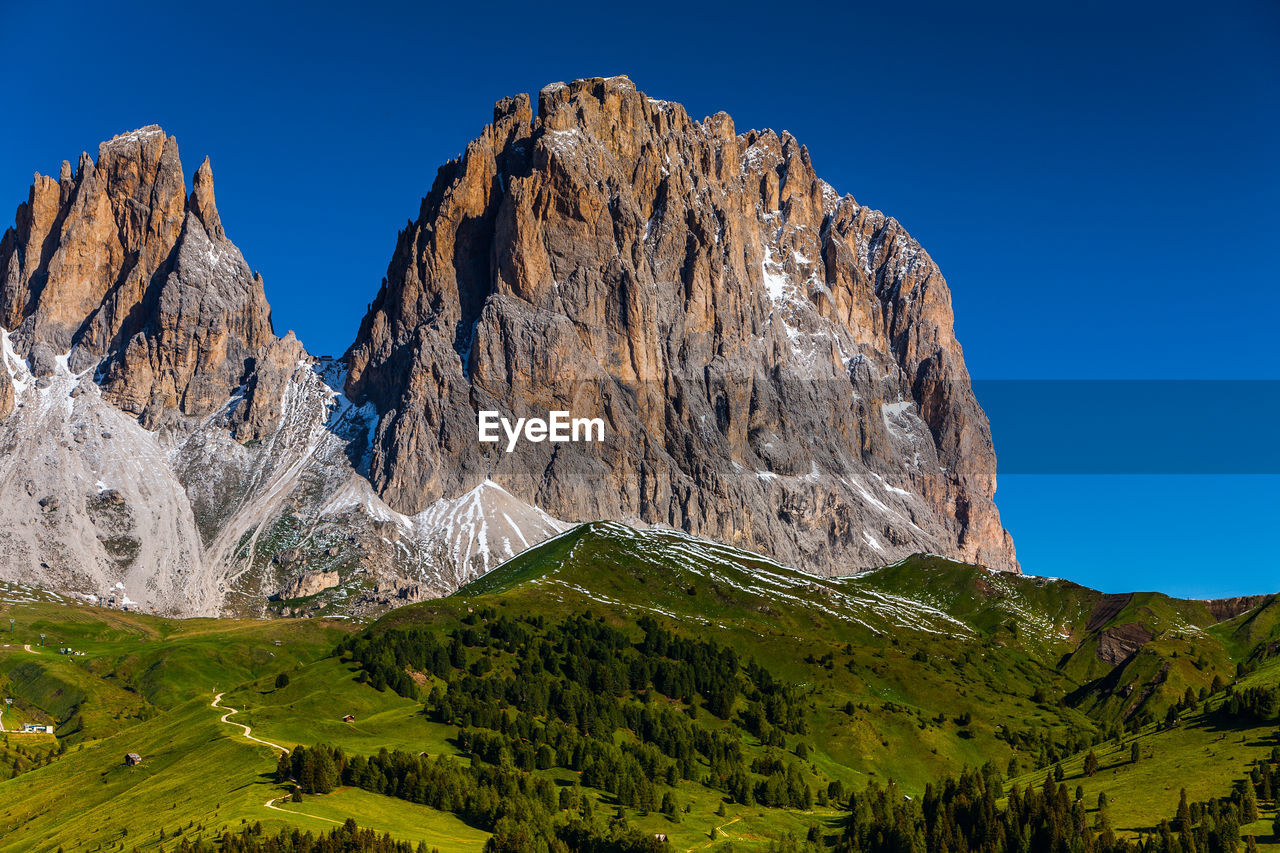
[0,525,1274,851]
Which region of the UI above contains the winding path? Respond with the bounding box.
[688,815,743,851]
[208,692,481,842]
[210,692,289,753]
[210,693,351,826]
[263,794,345,825]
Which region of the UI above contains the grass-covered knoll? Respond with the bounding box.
[416,523,1261,767]
[362,524,1278,840]
[388,525,1107,788]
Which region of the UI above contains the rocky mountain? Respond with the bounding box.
[0,126,290,438]
[0,128,562,616]
[0,77,1017,616]
[346,75,1017,576]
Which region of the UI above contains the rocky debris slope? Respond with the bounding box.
[0,131,562,616]
[346,75,1018,575]
[0,327,206,610]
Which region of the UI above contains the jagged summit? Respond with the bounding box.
[100,124,166,145]
[345,76,1018,575]
[189,155,225,240]
[0,125,568,615]
[0,125,286,435]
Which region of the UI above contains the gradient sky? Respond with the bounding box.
[2,1,1276,596]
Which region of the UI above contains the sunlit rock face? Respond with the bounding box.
[346,76,1018,576]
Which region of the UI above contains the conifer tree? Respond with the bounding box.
[1176,788,1192,832]
[1242,781,1259,823]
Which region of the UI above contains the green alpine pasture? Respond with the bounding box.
[0,524,1274,851]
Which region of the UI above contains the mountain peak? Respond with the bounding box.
[95,125,170,162]
[103,124,166,142]
[345,78,1019,575]
[2,125,186,357]
[189,155,224,241]
[537,75,635,110]
[0,127,284,430]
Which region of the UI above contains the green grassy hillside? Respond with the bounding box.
[0,526,1273,852]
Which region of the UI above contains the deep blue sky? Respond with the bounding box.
[2,1,1276,596]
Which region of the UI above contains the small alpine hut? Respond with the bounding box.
[125,753,143,766]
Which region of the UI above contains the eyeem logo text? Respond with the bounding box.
[478,410,605,452]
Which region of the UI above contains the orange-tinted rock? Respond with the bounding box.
[0,127,286,436]
[345,76,1019,574]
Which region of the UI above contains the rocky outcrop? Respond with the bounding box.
[276,569,340,600]
[1204,595,1273,622]
[0,128,186,358]
[0,368,12,420]
[345,76,1018,575]
[1095,623,1154,666]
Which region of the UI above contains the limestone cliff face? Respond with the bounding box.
[0,127,286,438]
[346,76,1018,574]
[0,128,186,357]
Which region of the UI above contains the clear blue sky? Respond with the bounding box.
[2,1,1276,597]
